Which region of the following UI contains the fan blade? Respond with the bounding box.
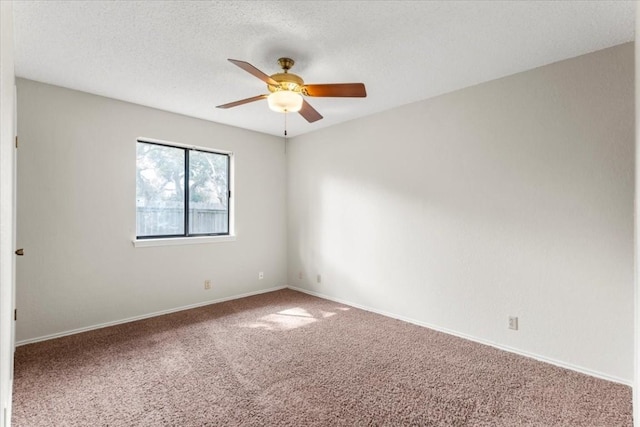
[228,59,279,86]
[303,83,367,97]
[299,100,323,123]
[216,94,268,109]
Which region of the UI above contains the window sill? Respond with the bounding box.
[132,235,236,248]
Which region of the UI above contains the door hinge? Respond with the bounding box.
[14,309,17,321]
[228,190,231,199]
[15,135,18,148]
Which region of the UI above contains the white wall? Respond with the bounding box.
[0,1,16,426]
[15,79,287,343]
[288,43,634,383]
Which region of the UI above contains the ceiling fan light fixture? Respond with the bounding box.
[267,90,303,113]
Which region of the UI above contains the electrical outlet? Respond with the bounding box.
[298,271,303,280]
[258,272,264,280]
[508,316,518,330]
[204,280,211,290]
[317,274,321,283]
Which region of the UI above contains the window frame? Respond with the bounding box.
[135,138,234,243]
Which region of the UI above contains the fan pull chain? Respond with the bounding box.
[284,112,288,154]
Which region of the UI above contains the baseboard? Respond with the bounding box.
[16,284,632,387]
[16,286,287,346]
[287,285,632,387]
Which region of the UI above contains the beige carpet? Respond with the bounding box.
[12,289,631,426]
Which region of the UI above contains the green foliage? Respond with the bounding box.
[136,143,228,209]
[189,150,228,206]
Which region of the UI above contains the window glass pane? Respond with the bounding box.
[136,143,185,236]
[189,150,229,235]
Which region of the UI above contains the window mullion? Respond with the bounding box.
[184,148,190,237]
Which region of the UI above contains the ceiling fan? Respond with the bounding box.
[216,57,367,123]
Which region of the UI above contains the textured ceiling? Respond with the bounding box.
[12,1,635,138]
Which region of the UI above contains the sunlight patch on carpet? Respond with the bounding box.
[240,307,319,330]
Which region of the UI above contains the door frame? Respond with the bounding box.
[0,2,16,426]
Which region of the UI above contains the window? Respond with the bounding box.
[136,140,231,239]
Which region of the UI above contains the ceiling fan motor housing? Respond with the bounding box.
[268,73,304,93]
[268,57,304,93]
